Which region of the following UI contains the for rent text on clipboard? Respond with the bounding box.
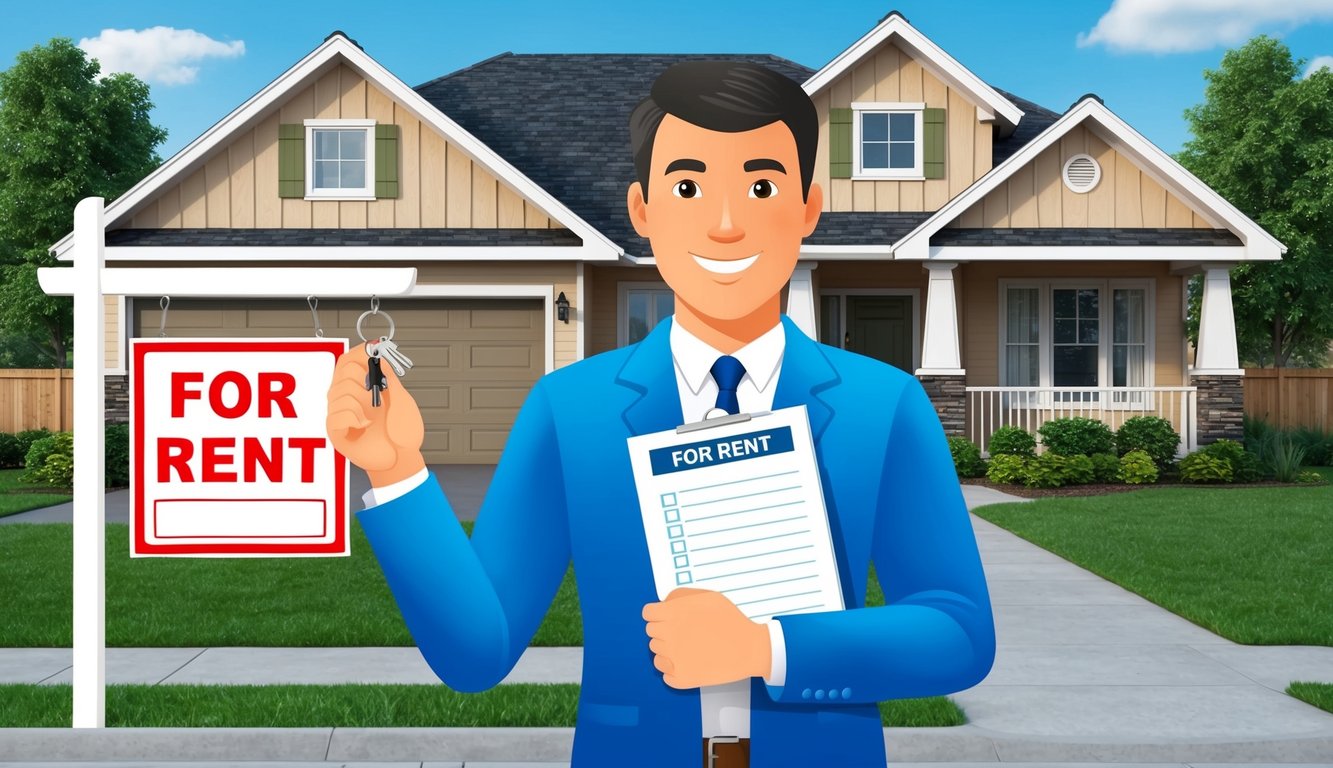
[626,405,844,621]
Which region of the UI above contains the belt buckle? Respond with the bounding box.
[707,735,741,768]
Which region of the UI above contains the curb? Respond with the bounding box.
[2,726,1332,763]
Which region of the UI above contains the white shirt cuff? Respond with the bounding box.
[763,619,787,686]
[361,467,431,508]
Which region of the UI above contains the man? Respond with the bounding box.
[327,61,994,768]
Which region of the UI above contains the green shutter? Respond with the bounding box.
[923,107,946,180]
[278,124,305,198]
[375,124,399,198]
[829,107,852,179]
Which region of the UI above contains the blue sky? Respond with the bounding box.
[3,0,1332,160]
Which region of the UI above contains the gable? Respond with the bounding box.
[948,123,1211,229]
[124,63,557,232]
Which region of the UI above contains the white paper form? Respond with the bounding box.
[627,405,844,620]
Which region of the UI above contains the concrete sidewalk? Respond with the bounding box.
[3,479,1333,763]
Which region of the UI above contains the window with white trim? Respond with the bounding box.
[852,102,923,178]
[305,119,375,199]
[1000,280,1153,401]
[622,286,674,346]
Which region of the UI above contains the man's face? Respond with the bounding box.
[627,115,822,321]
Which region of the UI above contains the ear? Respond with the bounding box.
[627,181,651,238]
[801,182,823,238]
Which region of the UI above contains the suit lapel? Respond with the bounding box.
[616,317,685,436]
[772,315,840,443]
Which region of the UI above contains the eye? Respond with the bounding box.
[673,180,700,198]
[749,179,777,199]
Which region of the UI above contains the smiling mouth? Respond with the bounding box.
[691,252,760,275]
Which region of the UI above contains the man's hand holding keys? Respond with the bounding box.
[326,345,427,488]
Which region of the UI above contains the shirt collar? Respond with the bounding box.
[669,315,786,396]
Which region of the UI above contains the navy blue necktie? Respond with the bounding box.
[710,355,747,415]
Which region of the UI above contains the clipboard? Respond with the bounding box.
[626,404,844,620]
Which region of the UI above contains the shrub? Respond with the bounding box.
[986,454,1028,485]
[1062,454,1095,485]
[0,433,24,468]
[1296,470,1325,484]
[15,428,53,462]
[1242,414,1273,451]
[1113,416,1180,467]
[1231,450,1266,484]
[1179,452,1232,483]
[1119,450,1159,484]
[1089,452,1121,483]
[106,423,130,488]
[1290,426,1332,467]
[23,431,74,488]
[1263,432,1307,483]
[1021,453,1068,488]
[988,426,1036,457]
[1038,417,1114,457]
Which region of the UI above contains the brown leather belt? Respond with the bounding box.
[703,736,750,768]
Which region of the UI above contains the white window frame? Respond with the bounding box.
[998,278,1156,408]
[851,101,924,180]
[617,281,673,347]
[304,119,376,201]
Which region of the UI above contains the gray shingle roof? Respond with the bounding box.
[930,228,1242,247]
[105,228,581,247]
[991,89,1061,165]
[807,212,934,245]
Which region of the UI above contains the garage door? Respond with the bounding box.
[133,298,545,464]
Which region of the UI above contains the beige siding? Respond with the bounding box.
[128,64,561,232]
[587,265,665,356]
[814,42,993,215]
[103,295,120,371]
[950,125,1209,229]
[960,261,1185,389]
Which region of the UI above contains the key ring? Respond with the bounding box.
[356,297,395,344]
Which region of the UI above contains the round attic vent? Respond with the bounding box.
[1062,154,1101,193]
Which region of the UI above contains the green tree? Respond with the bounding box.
[0,38,166,368]
[1177,36,1333,367]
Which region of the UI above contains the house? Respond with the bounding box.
[51,13,1283,463]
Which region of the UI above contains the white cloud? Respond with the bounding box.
[1305,55,1333,77]
[78,27,244,86]
[1078,0,1333,53]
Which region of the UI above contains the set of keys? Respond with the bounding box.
[364,335,413,407]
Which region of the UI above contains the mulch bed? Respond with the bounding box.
[959,477,1321,499]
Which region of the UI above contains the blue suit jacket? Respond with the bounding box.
[356,314,995,768]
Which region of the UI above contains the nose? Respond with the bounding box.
[707,195,745,244]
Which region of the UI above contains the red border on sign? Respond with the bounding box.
[153,499,329,539]
[132,339,348,555]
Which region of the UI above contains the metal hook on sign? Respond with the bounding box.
[307,295,324,338]
[370,295,380,315]
[158,296,171,338]
[356,296,395,344]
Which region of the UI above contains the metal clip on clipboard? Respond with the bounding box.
[676,410,766,434]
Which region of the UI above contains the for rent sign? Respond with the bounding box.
[131,339,348,557]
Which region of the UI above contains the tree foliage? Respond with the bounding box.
[0,38,166,367]
[1177,36,1333,367]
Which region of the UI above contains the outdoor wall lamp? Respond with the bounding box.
[556,292,570,324]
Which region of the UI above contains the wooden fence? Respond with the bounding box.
[0,369,74,433]
[1243,368,1333,432]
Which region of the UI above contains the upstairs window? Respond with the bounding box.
[854,103,922,177]
[304,119,375,199]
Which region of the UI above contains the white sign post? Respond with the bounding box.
[38,196,418,727]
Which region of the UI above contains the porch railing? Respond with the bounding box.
[965,386,1198,458]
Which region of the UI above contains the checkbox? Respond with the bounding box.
[660,492,677,507]
[674,554,689,568]
[664,509,680,523]
[671,541,687,554]
[676,571,692,585]
[667,525,683,539]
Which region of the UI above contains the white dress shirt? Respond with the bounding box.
[365,314,790,739]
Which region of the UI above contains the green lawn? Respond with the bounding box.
[0,468,70,519]
[1288,681,1333,715]
[972,467,1333,646]
[0,683,963,728]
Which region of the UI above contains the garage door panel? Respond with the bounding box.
[134,297,543,464]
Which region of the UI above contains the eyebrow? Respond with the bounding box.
[665,158,706,174]
[744,158,787,174]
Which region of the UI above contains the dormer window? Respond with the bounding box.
[853,102,923,178]
[304,119,375,199]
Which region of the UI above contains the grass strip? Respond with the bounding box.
[0,683,963,728]
[1288,681,1333,715]
[0,468,70,519]
[971,473,1333,646]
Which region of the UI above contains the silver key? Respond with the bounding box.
[375,335,414,377]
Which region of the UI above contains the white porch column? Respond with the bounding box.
[787,263,817,339]
[1191,264,1244,375]
[916,262,965,375]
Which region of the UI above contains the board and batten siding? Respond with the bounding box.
[959,261,1185,390]
[813,42,993,214]
[948,124,1209,229]
[127,64,558,231]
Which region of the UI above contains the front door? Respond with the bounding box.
[846,295,913,372]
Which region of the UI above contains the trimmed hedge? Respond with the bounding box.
[1038,417,1114,457]
[1113,416,1179,467]
[948,436,986,478]
[988,426,1036,457]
